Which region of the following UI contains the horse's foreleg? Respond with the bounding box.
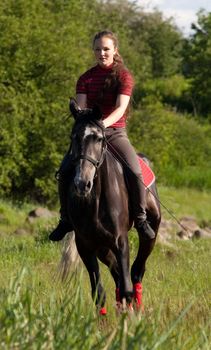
[84,256,106,314]
[115,235,133,306]
[76,241,106,315]
[97,248,121,309]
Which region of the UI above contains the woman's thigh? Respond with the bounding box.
[106,128,141,175]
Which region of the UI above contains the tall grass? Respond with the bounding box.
[0,235,210,349]
[0,189,210,349]
[0,264,209,350]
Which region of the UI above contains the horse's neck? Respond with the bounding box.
[98,151,125,186]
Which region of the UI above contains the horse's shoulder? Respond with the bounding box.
[106,150,123,170]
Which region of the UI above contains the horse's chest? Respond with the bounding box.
[68,196,115,246]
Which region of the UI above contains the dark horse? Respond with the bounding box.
[66,99,161,314]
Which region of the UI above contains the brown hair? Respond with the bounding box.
[93,30,132,116]
[93,30,126,91]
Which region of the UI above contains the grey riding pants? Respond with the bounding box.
[105,127,147,223]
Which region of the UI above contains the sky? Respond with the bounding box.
[138,0,211,36]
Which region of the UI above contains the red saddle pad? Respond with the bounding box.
[138,156,155,188]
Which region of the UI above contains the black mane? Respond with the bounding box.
[72,110,105,133]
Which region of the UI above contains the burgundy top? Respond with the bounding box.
[76,64,134,128]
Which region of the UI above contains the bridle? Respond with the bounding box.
[70,120,107,171]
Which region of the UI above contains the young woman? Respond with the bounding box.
[49,30,155,241]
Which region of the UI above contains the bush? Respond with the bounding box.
[128,105,211,189]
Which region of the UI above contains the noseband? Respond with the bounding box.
[71,120,107,170]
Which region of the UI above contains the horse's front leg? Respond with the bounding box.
[75,239,106,315]
[97,248,121,310]
[115,235,133,308]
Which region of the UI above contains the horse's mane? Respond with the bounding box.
[72,110,104,132]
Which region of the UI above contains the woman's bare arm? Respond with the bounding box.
[103,94,130,128]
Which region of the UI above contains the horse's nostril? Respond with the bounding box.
[74,179,93,195]
[87,181,92,189]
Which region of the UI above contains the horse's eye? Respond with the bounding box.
[93,134,102,142]
[92,134,98,141]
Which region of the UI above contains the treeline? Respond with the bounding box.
[0,0,211,203]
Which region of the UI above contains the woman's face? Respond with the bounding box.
[93,36,117,68]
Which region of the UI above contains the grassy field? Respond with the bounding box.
[0,186,210,349]
[158,186,211,224]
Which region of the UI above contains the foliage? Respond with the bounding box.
[128,105,211,189]
[182,10,211,118]
[0,0,97,202]
[0,0,211,202]
[130,9,183,78]
[134,75,190,113]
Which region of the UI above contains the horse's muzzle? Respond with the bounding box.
[74,178,93,197]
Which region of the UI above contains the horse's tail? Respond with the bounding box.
[57,231,80,281]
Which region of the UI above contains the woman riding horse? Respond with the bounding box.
[49,30,155,242]
[53,100,161,312]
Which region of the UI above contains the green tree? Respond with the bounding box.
[127,7,183,108]
[1,0,210,203]
[182,10,211,118]
[128,104,211,189]
[0,0,97,202]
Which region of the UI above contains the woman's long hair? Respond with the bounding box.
[93,31,130,105]
[93,30,125,89]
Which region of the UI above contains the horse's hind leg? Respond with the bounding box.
[76,240,106,315]
[131,237,156,284]
[131,187,161,310]
[131,236,157,311]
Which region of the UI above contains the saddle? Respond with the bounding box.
[137,155,155,188]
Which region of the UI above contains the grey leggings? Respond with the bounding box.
[105,127,147,222]
[105,128,142,176]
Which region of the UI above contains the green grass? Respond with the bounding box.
[0,187,210,349]
[0,237,210,349]
[159,166,211,191]
[158,185,211,225]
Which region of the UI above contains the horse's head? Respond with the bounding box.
[69,98,106,197]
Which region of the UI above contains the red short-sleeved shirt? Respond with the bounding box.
[76,64,134,128]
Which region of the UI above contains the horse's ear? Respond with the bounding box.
[92,105,102,120]
[69,98,80,119]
